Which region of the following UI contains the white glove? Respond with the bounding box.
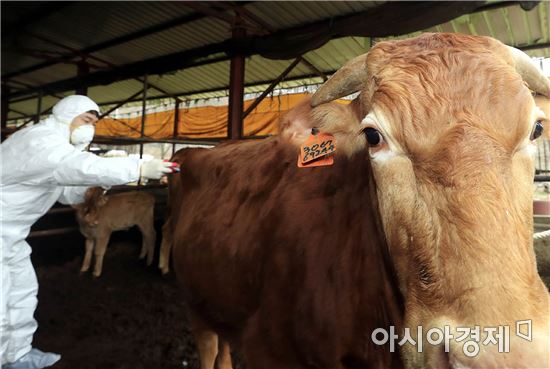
[140,159,179,179]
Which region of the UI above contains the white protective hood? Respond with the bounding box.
[52,95,100,125]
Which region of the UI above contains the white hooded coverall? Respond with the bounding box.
[0,96,142,365]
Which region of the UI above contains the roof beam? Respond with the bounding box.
[7,1,486,100]
[8,108,28,117]
[218,3,326,80]
[8,40,235,100]
[8,55,231,105]
[28,33,186,102]
[470,1,540,13]
[11,47,65,61]
[215,1,327,80]
[183,2,235,25]
[212,1,273,34]
[99,90,145,119]
[243,57,302,119]
[213,2,325,80]
[518,41,550,51]
[108,72,327,105]
[184,2,264,34]
[299,57,327,81]
[3,79,65,100]
[2,11,208,79]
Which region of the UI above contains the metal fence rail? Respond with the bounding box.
[535,139,550,183]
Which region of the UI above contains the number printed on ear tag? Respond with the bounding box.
[298,132,336,168]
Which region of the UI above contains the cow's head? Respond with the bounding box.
[312,34,550,368]
[74,187,108,226]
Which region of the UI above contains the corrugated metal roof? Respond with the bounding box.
[36,2,195,52]
[96,17,231,66]
[4,1,550,121]
[248,1,382,31]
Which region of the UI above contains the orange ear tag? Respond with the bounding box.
[297,132,336,168]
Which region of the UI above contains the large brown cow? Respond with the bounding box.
[169,34,550,368]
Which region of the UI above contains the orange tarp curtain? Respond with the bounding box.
[98,110,175,138]
[95,93,312,139]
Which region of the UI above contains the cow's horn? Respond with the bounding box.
[311,54,369,107]
[507,46,550,98]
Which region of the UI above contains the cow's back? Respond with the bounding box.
[101,191,155,230]
[172,137,402,366]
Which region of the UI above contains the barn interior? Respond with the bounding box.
[2,1,550,368]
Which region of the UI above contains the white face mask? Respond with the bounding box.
[70,124,95,146]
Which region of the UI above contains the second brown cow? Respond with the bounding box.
[74,187,156,277]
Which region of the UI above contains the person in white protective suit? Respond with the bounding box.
[0,95,179,369]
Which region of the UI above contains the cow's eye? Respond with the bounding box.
[363,127,384,147]
[530,120,544,141]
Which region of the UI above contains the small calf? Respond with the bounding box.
[73,187,156,277]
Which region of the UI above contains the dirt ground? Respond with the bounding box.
[29,229,242,369]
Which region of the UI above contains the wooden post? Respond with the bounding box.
[227,19,245,140]
[172,99,180,156]
[139,75,148,159]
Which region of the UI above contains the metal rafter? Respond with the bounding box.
[26,33,184,103]
[8,55,230,105]
[99,90,145,119]
[183,2,264,34]
[299,57,327,81]
[519,41,550,51]
[97,72,326,106]
[11,48,65,61]
[213,1,273,34]
[8,108,28,117]
[214,2,327,80]
[2,10,210,79]
[471,0,540,13]
[183,2,236,25]
[5,78,66,98]
[243,57,302,119]
[27,33,111,68]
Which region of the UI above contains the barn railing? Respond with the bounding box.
[535,139,550,182]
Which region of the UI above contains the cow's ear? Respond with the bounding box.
[279,97,317,145]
